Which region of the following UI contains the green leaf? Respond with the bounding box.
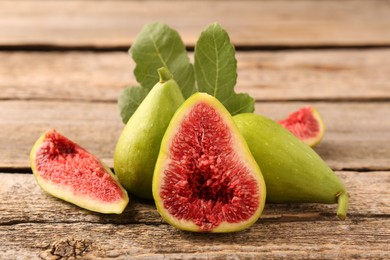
[194,23,254,115]
[223,93,255,115]
[118,86,149,124]
[130,22,196,98]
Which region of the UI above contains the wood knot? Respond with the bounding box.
[39,238,92,260]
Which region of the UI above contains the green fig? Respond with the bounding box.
[233,113,349,220]
[153,93,266,232]
[114,67,185,199]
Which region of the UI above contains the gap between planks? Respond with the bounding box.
[2,44,390,52]
[2,167,390,175]
[2,97,390,103]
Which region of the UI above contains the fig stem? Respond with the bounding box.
[336,192,349,220]
[158,67,173,83]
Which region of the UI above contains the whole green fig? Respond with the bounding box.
[233,113,349,220]
[114,67,185,199]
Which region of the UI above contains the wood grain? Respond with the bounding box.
[1,219,389,259]
[1,101,389,170]
[1,49,390,101]
[0,0,389,47]
[0,172,389,259]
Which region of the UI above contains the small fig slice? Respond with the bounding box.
[114,67,185,199]
[278,106,325,147]
[153,93,266,233]
[234,113,349,220]
[30,130,129,214]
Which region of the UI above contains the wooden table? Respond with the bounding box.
[1,1,390,259]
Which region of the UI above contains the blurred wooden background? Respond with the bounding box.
[0,0,389,259]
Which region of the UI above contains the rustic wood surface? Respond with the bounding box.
[1,0,389,259]
[1,0,390,47]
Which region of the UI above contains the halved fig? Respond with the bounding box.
[153,93,266,232]
[278,106,325,147]
[30,130,129,214]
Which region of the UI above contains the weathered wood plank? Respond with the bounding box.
[1,0,389,47]
[0,101,389,170]
[1,172,389,226]
[1,49,390,101]
[0,219,389,259]
[237,49,390,101]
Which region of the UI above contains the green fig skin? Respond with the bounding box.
[153,93,266,233]
[114,68,185,199]
[233,113,349,220]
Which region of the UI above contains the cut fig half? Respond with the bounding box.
[30,130,129,214]
[153,93,266,233]
[278,106,325,147]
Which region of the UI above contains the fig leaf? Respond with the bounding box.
[118,86,149,124]
[194,23,254,115]
[130,22,196,98]
[224,93,255,116]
